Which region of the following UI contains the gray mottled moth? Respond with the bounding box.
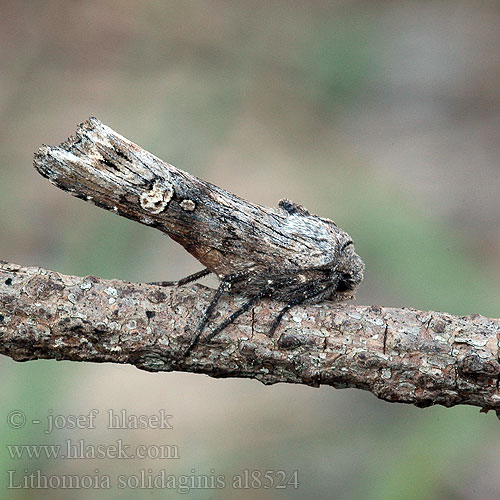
[34,118,364,354]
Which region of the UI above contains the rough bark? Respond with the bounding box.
[1,261,499,415]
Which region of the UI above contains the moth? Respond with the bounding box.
[34,118,365,355]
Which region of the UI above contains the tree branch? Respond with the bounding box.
[1,261,499,415]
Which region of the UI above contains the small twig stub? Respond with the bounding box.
[34,118,364,347]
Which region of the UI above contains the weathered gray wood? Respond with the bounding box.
[34,117,364,301]
[1,261,499,416]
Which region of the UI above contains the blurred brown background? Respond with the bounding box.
[1,1,500,499]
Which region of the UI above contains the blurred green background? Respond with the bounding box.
[1,1,500,499]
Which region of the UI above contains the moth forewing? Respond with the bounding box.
[34,117,365,353]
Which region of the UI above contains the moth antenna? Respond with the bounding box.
[148,268,211,287]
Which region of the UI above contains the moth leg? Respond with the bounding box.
[183,271,252,356]
[267,302,297,338]
[184,279,231,356]
[148,268,211,287]
[203,282,275,344]
[267,283,334,338]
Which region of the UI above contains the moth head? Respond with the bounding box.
[326,237,365,294]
